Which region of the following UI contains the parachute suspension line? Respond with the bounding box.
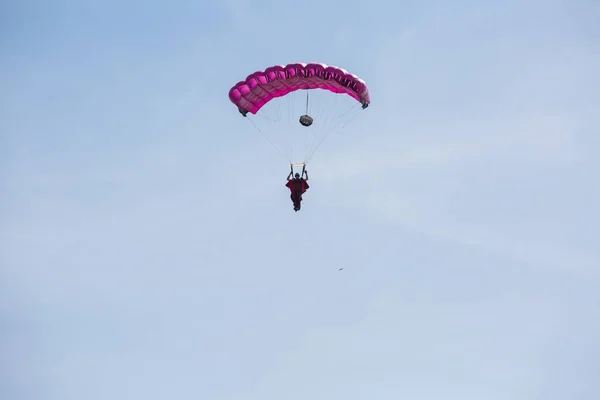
[242,88,365,166]
[291,91,296,162]
[303,91,310,163]
[305,91,339,162]
[306,91,309,115]
[308,89,324,163]
[306,120,338,163]
[307,90,328,159]
[305,123,339,162]
[338,105,362,130]
[276,96,288,160]
[306,103,362,163]
[246,116,290,163]
[304,90,326,161]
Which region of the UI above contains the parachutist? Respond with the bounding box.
[286,165,309,211]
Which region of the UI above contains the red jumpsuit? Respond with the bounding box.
[286,178,309,211]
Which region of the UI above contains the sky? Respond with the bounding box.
[2,0,600,399]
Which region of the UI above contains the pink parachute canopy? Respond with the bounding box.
[229,62,370,115]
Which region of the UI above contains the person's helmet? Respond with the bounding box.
[295,173,300,178]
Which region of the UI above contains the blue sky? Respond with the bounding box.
[2,0,599,399]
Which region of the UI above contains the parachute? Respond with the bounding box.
[229,62,370,166]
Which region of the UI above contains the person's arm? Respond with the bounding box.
[287,165,293,181]
[303,170,308,180]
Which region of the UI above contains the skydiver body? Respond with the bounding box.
[286,166,309,212]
